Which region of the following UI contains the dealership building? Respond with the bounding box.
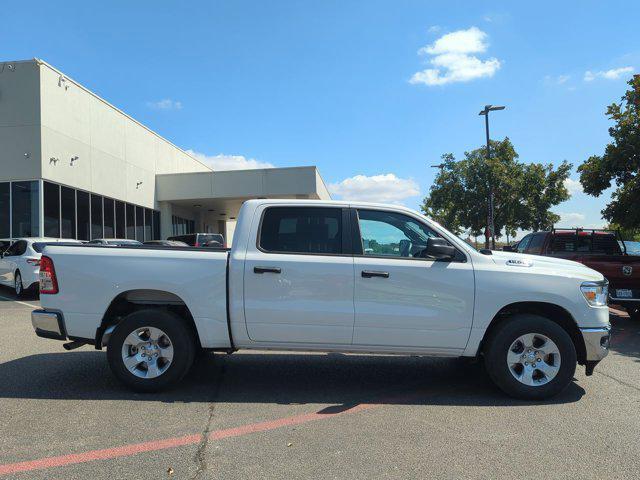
[0,59,330,244]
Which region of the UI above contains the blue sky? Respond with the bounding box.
[3,1,638,237]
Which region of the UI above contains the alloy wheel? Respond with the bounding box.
[506,333,561,386]
[121,326,174,379]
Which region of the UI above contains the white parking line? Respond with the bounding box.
[0,295,39,309]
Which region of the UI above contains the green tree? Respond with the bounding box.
[519,161,572,230]
[578,75,640,229]
[423,138,571,247]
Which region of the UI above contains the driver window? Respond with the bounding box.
[357,209,439,258]
[517,235,532,253]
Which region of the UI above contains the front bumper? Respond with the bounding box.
[580,325,611,362]
[31,309,67,341]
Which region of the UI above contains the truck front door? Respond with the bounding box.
[351,208,475,352]
[243,206,355,345]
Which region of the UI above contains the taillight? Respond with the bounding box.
[39,255,58,294]
[26,258,41,266]
[195,242,200,247]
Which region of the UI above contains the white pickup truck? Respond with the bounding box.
[31,199,611,399]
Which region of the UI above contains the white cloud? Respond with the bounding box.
[427,25,441,34]
[146,98,183,110]
[410,27,501,86]
[544,74,571,86]
[584,66,634,82]
[186,150,274,171]
[558,212,586,226]
[419,26,488,55]
[328,174,420,204]
[564,178,583,195]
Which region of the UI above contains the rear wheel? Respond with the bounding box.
[484,314,577,400]
[14,271,23,298]
[107,309,196,392]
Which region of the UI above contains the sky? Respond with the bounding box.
[2,0,639,238]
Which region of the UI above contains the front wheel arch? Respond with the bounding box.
[479,302,586,365]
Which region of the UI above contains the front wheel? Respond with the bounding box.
[107,309,197,392]
[484,314,577,400]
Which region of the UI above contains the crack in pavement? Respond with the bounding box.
[596,369,640,393]
[190,358,226,479]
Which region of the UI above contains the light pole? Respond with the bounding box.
[478,104,505,249]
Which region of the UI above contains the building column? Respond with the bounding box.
[158,201,173,239]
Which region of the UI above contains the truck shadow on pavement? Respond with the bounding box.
[0,350,586,407]
[609,310,640,363]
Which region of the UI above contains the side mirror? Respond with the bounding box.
[424,237,456,260]
[502,245,515,252]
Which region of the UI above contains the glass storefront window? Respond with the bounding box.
[115,201,125,238]
[135,206,144,241]
[0,179,160,242]
[152,210,160,240]
[126,203,135,239]
[0,183,9,238]
[77,190,90,240]
[60,186,76,239]
[43,182,60,238]
[104,198,114,238]
[91,194,103,240]
[144,208,152,241]
[12,181,39,237]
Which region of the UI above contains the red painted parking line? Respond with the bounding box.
[0,401,382,476]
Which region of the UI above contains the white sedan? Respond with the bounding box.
[0,238,82,297]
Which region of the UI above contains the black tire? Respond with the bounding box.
[107,309,197,392]
[14,271,24,298]
[484,314,577,400]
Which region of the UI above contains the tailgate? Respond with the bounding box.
[579,255,640,299]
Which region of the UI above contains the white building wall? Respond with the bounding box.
[35,59,210,209]
[0,61,42,181]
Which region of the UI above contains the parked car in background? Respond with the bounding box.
[87,239,143,246]
[143,240,189,247]
[0,239,12,253]
[167,233,225,247]
[32,200,611,400]
[516,229,640,320]
[502,240,520,252]
[0,238,82,296]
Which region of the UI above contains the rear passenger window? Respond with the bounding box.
[259,207,342,254]
[550,235,575,253]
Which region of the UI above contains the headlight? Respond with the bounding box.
[580,281,609,306]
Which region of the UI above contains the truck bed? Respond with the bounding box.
[39,244,233,349]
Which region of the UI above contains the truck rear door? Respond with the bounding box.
[242,205,355,344]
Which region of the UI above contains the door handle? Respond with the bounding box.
[254,266,281,274]
[361,270,389,278]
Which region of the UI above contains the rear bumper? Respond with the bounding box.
[580,325,611,362]
[31,309,67,341]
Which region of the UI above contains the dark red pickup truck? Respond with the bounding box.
[507,229,640,320]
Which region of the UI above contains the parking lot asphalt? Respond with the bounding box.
[0,291,639,479]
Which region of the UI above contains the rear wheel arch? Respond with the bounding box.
[480,302,587,365]
[95,289,201,350]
